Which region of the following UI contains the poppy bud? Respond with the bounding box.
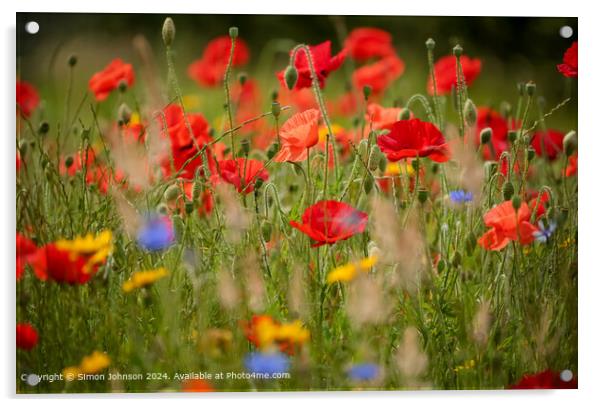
[378,155,387,172]
[502,181,514,201]
[240,139,251,155]
[271,101,281,118]
[363,176,374,194]
[164,184,181,202]
[118,103,132,125]
[65,155,74,169]
[229,26,239,39]
[465,232,477,255]
[261,222,272,242]
[508,130,518,144]
[118,80,128,93]
[68,54,78,67]
[480,128,492,145]
[453,44,463,57]
[162,17,176,47]
[185,199,194,215]
[284,65,298,90]
[437,258,447,273]
[511,195,521,211]
[38,121,50,135]
[267,142,280,159]
[411,159,420,173]
[254,177,264,191]
[527,147,536,161]
[463,99,477,127]
[271,89,279,101]
[431,163,439,174]
[517,82,525,96]
[399,108,411,121]
[417,187,429,204]
[526,81,536,96]
[425,38,436,50]
[368,146,380,171]
[500,101,512,119]
[451,251,462,267]
[157,203,169,215]
[563,130,577,156]
[363,85,372,100]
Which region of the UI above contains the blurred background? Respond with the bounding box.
[16,13,578,130]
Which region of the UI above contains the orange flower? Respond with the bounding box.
[273,109,320,162]
[366,103,402,130]
[181,379,214,392]
[352,55,405,95]
[478,201,539,251]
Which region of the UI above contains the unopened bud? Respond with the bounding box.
[267,142,280,159]
[38,121,50,135]
[229,26,239,39]
[378,155,387,172]
[261,222,272,242]
[118,80,128,93]
[399,108,411,121]
[185,200,194,215]
[453,44,463,57]
[363,177,374,194]
[563,130,577,156]
[508,130,518,144]
[502,181,514,201]
[463,99,477,127]
[240,139,251,155]
[368,146,380,171]
[157,203,169,215]
[65,155,74,169]
[511,195,521,211]
[363,85,372,100]
[68,54,78,67]
[237,72,247,86]
[527,147,536,161]
[480,128,492,145]
[164,184,181,201]
[417,187,429,204]
[526,81,536,96]
[254,177,264,191]
[271,101,281,118]
[425,38,436,50]
[162,17,176,47]
[284,65,298,90]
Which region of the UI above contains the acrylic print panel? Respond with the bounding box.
[15,12,578,393]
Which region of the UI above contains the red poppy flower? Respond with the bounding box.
[377,118,450,163]
[565,154,577,177]
[366,103,402,130]
[277,41,346,90]
[274,109,321,162]
[181,379,214,392]
[16,80,40,118]
[528,191,550,220]
[159,105,214,179]
[475,107,518,160]
[352,55,405,95]
[557,42,577,78]
[344,27,396,62]
[188,36,250,87]
[89,59,135,101]
[217,158,269,194]
[33,244,94,285]
[16,323,38,351]
[232,79,262,133]
[477,200,538,251]
[290,200,368,247]
[531,129,565,160]
[17,233,37,280]
[510,369,577,389]
[427,55,482,96]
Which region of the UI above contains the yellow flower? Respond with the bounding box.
[327,256,377,284]
[55,230,113,273]
[122,268,169,293]
[276,320,310,344]
[198,328,233,357]
[453,359,476,373]
[318,124,344,143]
[63,351,110,379]
[385,162,414,177]
[129,112,141,125]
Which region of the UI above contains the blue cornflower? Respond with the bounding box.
[533,220,557,243]
[347,363,380,382]
[449,189,474,204]
[137,215,175,251]
[244,352,290,376]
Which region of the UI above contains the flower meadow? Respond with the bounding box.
[16,15,578,393]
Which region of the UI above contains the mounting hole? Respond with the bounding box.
[25,21,39,34]
[560,369,573,382]
[559,25,573,39]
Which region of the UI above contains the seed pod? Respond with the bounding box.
[417,187,429,204]
[363,85,372,100]
[463,99,477,127]
[526,81,536,96]
[563,131,577,156]
[68,54,78,67]
[452,251,462,267]
[511,195,521,211]
[164,184,181,202]
[399,108,411,121]
[453,44,463,57]
[229,26,239,39]
[271,101,281,118]
[162,17,176,46]
[465,232,477,256]
[527,147,536,161]
[38,121,50,135]
[479,128,492,145]
[284,65,298,90]
[502,181,514,201]
[363,176,374,194]
[261,222,272,242]
[425,38,436,50]
[508,130,518,144]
